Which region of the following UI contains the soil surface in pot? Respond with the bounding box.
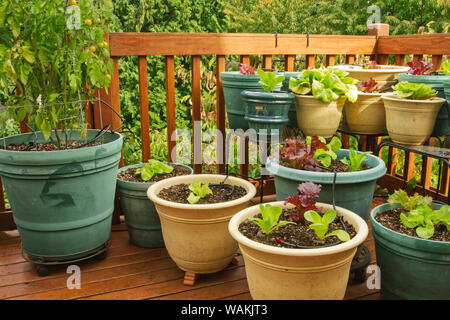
[239,208,357,248]
[281,159,371,173]
[118,165,191,183]
[1,141,102,151]
[158,183,247,204]
[375,208,449,242]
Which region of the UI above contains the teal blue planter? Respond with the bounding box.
[371,202,449,299]
[266,149,386,221]
[242,90,294,137]
[398,73,450,136]
[0,130,123,261]
[117,163,193,248]
[281,72,302,127]
[444,78,450,120]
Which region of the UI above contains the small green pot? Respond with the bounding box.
[281,72,302,127]
[117,163,193,248]
[0,130,123,261]
[266,149,386,222]
[371,202,449,299]
[398,73,450,136]
[242,89,294,137]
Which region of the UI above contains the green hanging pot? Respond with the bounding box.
[281,72,302,128]
[0,130,123,261]
[371,202,449,299]
[398,73,450,136]
[266,149,386,222]
[117,163,193,248]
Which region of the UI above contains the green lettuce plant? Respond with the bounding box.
[289,67,358,103]
[257,69,285,93]
[341,149,372,172]
[134,159,173,181]
[437,60,450,76]
[187,179,212,204]
[400,204,449,239]
[304,209,350,241]
[392,82,437,100]
[309,136,342,168]
[388,190,433,211]
[248,203,295,235]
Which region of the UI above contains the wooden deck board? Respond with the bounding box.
[0,199,385,300]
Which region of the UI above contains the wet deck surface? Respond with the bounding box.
[0,197,385,300]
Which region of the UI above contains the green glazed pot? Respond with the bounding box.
[371,202,449,299]
[281,72,302,127]
[444,78,450,122]
[0,130,123,261]
[398,73,450,136]
[242,90,294,137]
[266,149,386,222]
[117,163,193,248]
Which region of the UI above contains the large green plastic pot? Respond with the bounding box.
[266,149,386,222]
[0,130,123,260]
[444,78,450,121]
[398,74,450,136]
[242,90,294,137]
[371,202,449,299]
[117,163,193,248]
[281,72,302,127]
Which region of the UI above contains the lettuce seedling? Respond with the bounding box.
[437,60,450,76]
[407,60,434,76]
[393,82,437,100]
[134,159,173,181]
[240,63,256,75]
[341,149,372,172]
[285,182,321,222]
[289,67,358,103]
[400,204,450,239]
[357,77,379,93]
[257,69,285,93]
[304,210,350,242]
[310,136,342,168]
[388,189,433,211]
[248,204,295,235]
[187,180,213,204]
[278,136,327,171]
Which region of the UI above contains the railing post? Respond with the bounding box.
[369,23,389,64]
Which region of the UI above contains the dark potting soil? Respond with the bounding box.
[375,208,449,242]
[0,141,102,151]
[117,165,192,183]
[158,183,247,204]
[239,208,357,248]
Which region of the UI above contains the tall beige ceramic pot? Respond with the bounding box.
[294,95,346,138]
[228,201,368,300]
[344,92,387,134]
[147,174,256,274]
[382,94,446,145]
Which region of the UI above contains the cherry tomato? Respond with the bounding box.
[69,0,77,6]
[85,19,92,26]
[89,45,96,53]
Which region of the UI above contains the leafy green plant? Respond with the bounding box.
[392,82,437,100]
[304,209,350,241]
[257,69,285,93]
[400,204,450,239]
[310,136,342,168]
[248,204,295,235]
[341,149,372,172]
[134,159,173,181]
[289,67,358,103]
[0,0,114,148]
[187,180,213,204]
[437,60,450,76]
[388,190,433,211]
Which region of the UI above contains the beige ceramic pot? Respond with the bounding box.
[332,65,410,91]
[228,201,368,300]
[294,95,346,138]
[147,174,256,274]
[344,92,387,134]
[382,94,446,145]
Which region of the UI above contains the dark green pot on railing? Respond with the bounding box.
[266,150,386,222]
[0,130,123,261]
[371,202,449,300]
[242,90,294,137]
[444,78,450,120]
[398,74,450,136]
[281,72,302,127]
[117,163,193,248]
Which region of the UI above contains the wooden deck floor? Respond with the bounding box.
[0,197,385,300]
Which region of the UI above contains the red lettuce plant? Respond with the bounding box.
[357,77,379,93]
[278,136,327,171]
[407,60,434,75]
[285,182,322,222]
[240,63,256,75]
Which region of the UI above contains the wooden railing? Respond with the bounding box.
[0,24,449,230]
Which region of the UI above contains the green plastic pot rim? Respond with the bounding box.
[398,73,450,84]
[266,149,386,184]
[229,201,368,257]
[220,71,260,81]
[242,89,294,101]
[370,202,449,250]
[244,116,287,124]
